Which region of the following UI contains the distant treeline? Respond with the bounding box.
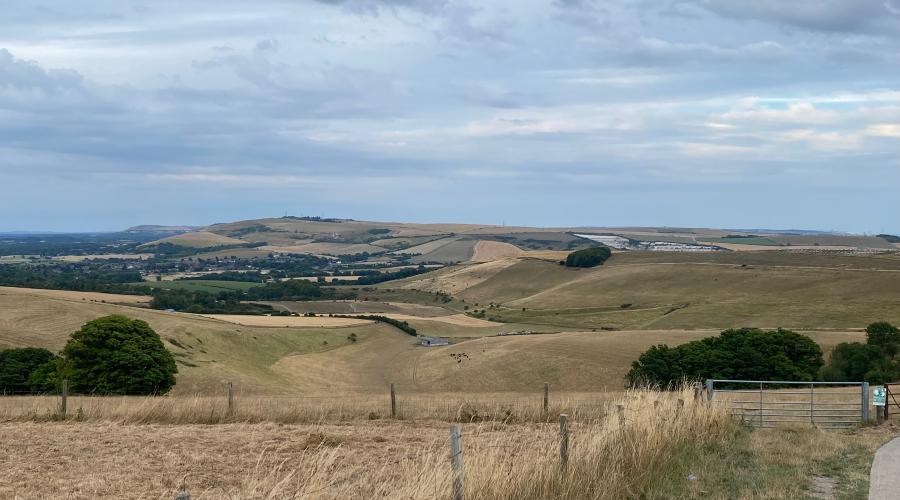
[176,271,265,282]
[150,279,354,314]
[334,314,417,336]
[878,234,900,243]
[0,265,146,294]
[334,266,435,286]
[0,232,157,257]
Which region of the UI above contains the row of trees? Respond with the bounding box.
[0,316,177,395]
[628,322,900,386]
[148,280,355,314]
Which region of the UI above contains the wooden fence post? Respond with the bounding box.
[543,382,549,414]
[60,378,68,418]
[390,383,397,418]
[226,382,234,416]
[616,404,625,428]
[559,414,569,471]
[450,425,465,500]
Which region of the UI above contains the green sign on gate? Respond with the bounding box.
[873,387,887,407]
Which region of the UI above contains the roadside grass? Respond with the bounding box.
[645,424,896,499]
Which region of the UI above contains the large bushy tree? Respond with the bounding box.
[62,315,177,395]
[627,328,823,387]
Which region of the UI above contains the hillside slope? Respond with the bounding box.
[392,252,900,330]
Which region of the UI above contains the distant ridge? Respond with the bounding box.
[125,225,198,234]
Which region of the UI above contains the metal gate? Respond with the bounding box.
[706,379,868,429]
[885,383,900,418]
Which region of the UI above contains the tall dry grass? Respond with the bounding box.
[0,391,623,424]
[199,387,730,499]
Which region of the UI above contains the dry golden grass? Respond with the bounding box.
[145,231,246,248]
[196,314,373,328]
[0,285,150,304]
[0,391,623,424]
[0,388,736,499]
[471,240,523,262]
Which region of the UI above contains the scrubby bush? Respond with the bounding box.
[627,328,823,387]
[564,246,612,268]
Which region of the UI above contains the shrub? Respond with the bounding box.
[0,348,59,393]
[627,328,823,387]
[564,246,612,268]
[62,315,178,395]
[820,322,900,384]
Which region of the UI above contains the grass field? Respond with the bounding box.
[0,287,394,394]
[5,287,861,396]
[0,389,893,499]
[137,279,262,293]
[144,231,246,248]
[394,252,900,330]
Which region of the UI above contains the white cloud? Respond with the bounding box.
[776,129,864,151]
[865,123,900,137]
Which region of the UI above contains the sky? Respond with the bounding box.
[1,0,899,233]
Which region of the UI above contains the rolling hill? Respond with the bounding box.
[135,216,897,262]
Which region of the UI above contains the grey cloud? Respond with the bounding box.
[0,49,84,93]
[687,0,900,34]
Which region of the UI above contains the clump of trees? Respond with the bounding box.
[0,347,60,393]
[820,322,900,384]
[0,315,177,395]
[627,328,823,387]
[564,246,612,268]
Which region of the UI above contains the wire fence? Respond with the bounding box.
[0,381,628,424]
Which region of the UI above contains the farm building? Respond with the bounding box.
[420,336,450,347]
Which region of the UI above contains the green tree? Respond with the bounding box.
[564,246,612,268]
[62,315,177,395]
[627,328,824,387]
[819,322,900,384]
[866,321,900,357]
[0,348,58,393]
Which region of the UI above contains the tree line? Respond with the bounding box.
[628,322,900,387]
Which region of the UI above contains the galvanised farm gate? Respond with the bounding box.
[706,379,869,429]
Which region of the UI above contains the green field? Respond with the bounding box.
[136,280,262,293]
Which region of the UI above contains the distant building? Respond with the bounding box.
[420,336,450,347]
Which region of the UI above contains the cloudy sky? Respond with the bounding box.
[1,0,899,233]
